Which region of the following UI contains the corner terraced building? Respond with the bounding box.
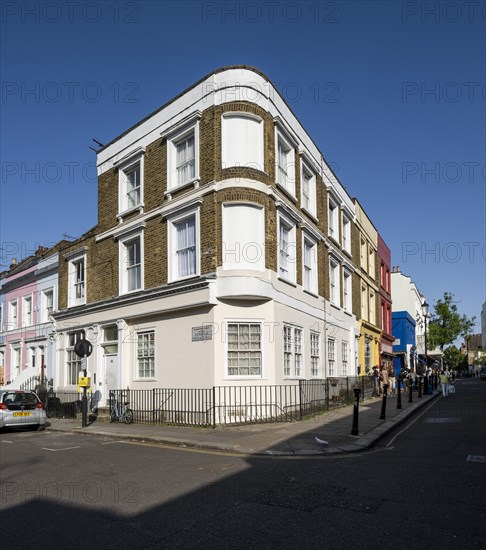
[43,66,390,409]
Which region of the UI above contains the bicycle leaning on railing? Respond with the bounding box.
[109,400,134,424]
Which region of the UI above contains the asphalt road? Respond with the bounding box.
[1,379,485,549]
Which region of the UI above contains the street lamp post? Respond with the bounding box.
[422,301,429,395]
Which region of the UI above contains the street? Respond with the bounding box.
[1,379,485,549]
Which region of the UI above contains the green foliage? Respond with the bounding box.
[427,292,476,351]
[443,346,463,369]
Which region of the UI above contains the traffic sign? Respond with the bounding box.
[74,339,93,358]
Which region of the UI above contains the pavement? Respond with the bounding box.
[46,387,443,456]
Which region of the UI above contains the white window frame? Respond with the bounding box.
[119,231,144,295]
[310,330,320,377]
[42,288,54,322]
[278,213,297,284]
[225,320,263,379]
[8,299,18,330]
[167,206,200,283]
[275,128,296,197]
[166,116,200,192]
[327,338,336,377]
[101,324,119,356]
[369,290,375,325]
[136,330,155,379]
[329,257,341,307]
[221,112,264,171]
[342,341,349,376]
[303,233,318,295]
[283,324,303,379]
[343,269,352,313]
[22,295,32,327]
[361,285,368,322]
[342,214,351,254]
[68,253,87,308]
[369,248,375,279]
[301,160,316,218]
[66,330,85,386]
[222,202,265,272]
[328,195,339,240]
[118,153,144,217]
[360,238,367,270]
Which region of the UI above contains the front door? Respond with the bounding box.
[95,354,119,408]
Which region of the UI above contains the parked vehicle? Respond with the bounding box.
[0,390,47,431]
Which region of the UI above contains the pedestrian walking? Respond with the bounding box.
[380,365,389,396]
[439,370,450,397]
[388,367,397,397]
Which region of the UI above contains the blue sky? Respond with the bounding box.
[1,0,485,325]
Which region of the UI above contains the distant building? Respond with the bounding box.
[0,244,66,388]
[461,333,483,368]
[390,266,438,372]
[353,200,381,375]
[377,235,393,373]
[391,311,416,376]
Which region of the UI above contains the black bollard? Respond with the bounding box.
[351,388,361,435]
[408,378,413,403]
[396,378,402,409]
[423,374,429,395]
[418,375,423,398]
[379,384,389,419]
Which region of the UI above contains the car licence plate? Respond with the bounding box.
[13,412,31,417]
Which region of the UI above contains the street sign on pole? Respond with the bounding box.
[74,339,92,428]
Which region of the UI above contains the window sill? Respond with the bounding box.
[330,301,342,311]
[223,376,265,381]
[67,300,87,309]
[276,183,297,203]
[117,204,144,222]
[278,276,297,288]
[119,287,144,296]
[328,235,340,248]
[168,273,200,285]
[303,289,319,299]
[133,378,157,382]
[165,178,200,199]
[301,207,318,223]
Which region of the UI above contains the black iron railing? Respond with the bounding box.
[106,376,377,427]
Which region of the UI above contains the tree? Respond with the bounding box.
[443,345,467,371]
[427,292,476,352]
